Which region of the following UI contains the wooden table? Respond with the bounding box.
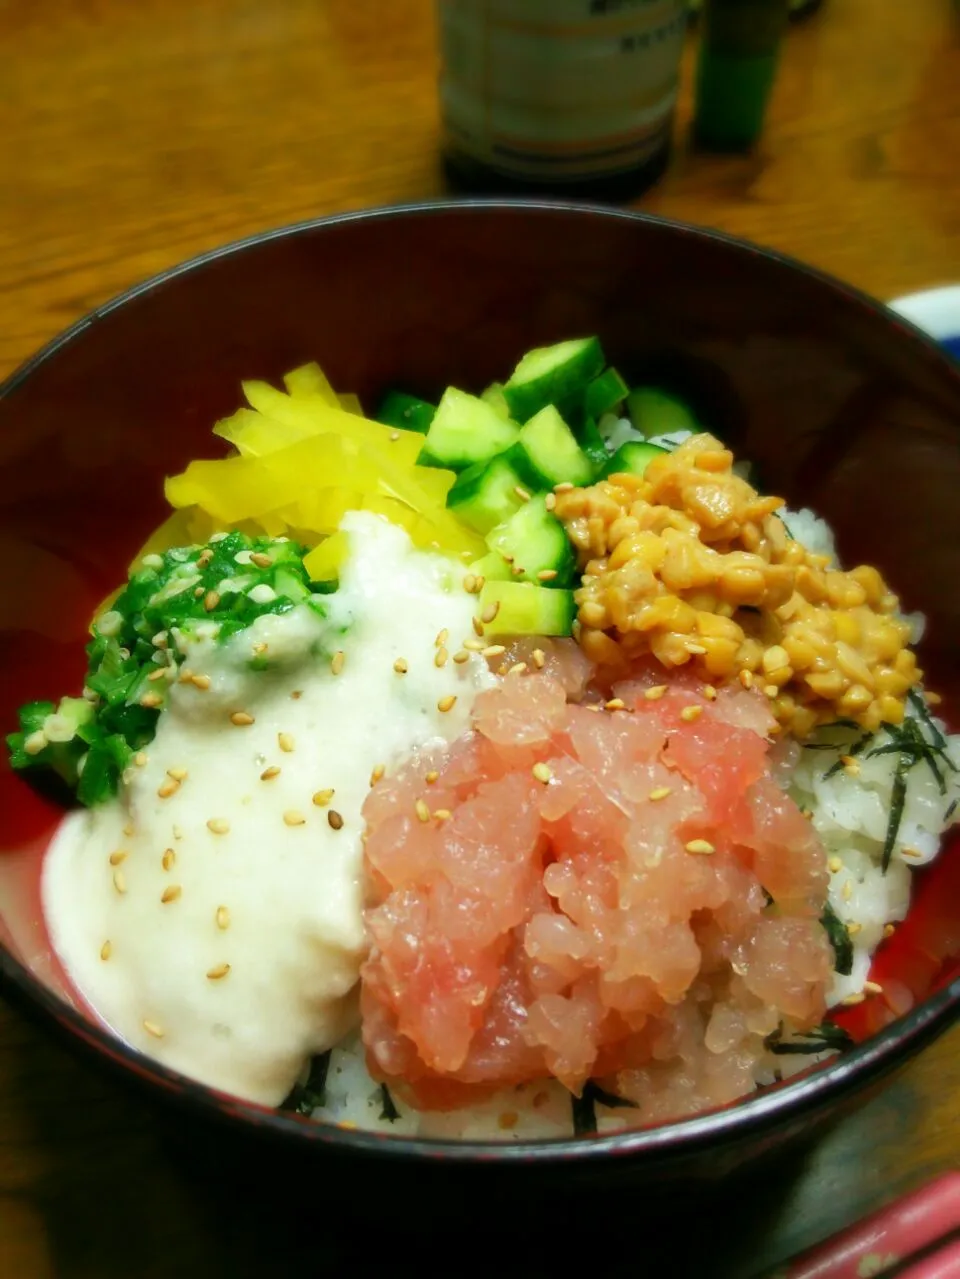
[2,3,960,1275]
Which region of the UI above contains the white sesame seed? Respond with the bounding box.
[230,711,255,726]
[312,788,335,807]
[161,885,182,904]
[393,657,408,674]
[532,648,546,669]
[685,839,715,855]
[216,906,230,931]
[415,799,431,823]
[453,649,470,664]
[437,695,457,713]
[370,764,385,787]
[207,818,230,835]
[100,940,112,961]
[157,778,179,799]
[278,732,295,753]
[532,763,552,784]
[435,647,449,668]
[331,650,345,676]
[260,766,281,781]
[167,767,188,781]
[649,787,672,802]
[644,685,667,701]
[162,849,176,872]
[680,705,703,722]
[283,810,306,827]
[142,1019,165,1039]
[112,870,127,895]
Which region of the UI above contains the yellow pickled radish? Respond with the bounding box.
[303,531,350,582]
[161,363,479,565]
[214,409,317,459]
[283,361,339,404]
[337,393,364,416]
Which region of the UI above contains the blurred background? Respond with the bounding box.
[1,3,960,1277]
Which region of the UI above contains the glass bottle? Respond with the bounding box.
[438,0,689,201]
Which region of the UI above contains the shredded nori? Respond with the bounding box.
[863,709,958,871]
[765,1021,854,1056]
[823,731,873,780]
[570,1080,639,1135]
[946,798,958,823]
[379,1084,400,1123]
[280,1052,331,1116]
[820,902,854,976]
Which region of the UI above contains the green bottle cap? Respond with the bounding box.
[693,0,790,151]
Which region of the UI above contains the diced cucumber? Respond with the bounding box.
[627,387,698,439]
[419,387,520,470]
[518,405,595,488]
[375,391,436,435]
[600,440,669,480]
[576,415,611,470]
[503,337,605,423]
[468,551,513,583]
[486,494,575,587]
[478,581,576,637]
[446,452,528,535]
[584,368,629,421]
[481,382,513,420]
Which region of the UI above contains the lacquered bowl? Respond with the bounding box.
[2,201,960,1194]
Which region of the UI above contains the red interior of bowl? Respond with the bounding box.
[2,203,960,1087]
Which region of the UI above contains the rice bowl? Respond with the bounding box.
[0,202,956,1176]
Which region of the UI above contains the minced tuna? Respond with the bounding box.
[360,663,834,1125]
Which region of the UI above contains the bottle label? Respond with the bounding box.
[438,0,688,183]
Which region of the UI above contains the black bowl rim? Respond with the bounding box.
[2,197,960,1167]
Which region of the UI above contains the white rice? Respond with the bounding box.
[303,450,960,1140]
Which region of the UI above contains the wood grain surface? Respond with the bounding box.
[2,2,960,1275]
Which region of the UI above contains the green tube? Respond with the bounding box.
[693,0,790,152]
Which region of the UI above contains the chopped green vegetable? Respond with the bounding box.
[478,580,576,637]
[626,386,699,439]
[6,531,331,807]
[503,338,605,424]
[517,404,595,488]
[418,387,520,471]
[599,440,669,480]
[446,451,528,535]
[375,390,436,435]
[584,367,629,421]
[485,494,575,587]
